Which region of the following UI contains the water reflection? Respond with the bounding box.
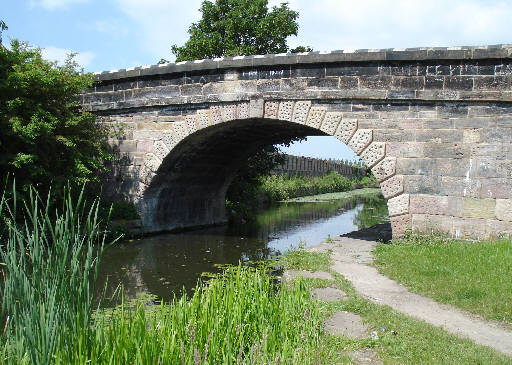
[97,192,389,303]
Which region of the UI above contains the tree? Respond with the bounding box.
[0,40,113,200]
[171,0,310,218]
[0,20,7,45]
[171,0,307,61]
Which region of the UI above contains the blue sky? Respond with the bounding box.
[3,0,512,160]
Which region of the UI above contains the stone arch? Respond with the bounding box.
[134,98,406,234]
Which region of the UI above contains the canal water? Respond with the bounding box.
[97,191,389,303]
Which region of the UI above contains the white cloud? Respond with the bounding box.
[30,0,90,10]
[41,46,95,68]
[283,0,512,51]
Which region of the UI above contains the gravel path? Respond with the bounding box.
[309,236,512,357]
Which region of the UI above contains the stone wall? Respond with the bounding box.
[273,154,358,178]
[85,45,512,239]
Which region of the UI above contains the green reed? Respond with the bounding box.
[0,186,110,364]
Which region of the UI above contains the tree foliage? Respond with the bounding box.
[0,40,112,198]
[172,0,303,61]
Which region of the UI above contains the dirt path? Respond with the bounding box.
[308,236,512,357]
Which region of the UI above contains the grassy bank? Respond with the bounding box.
[282,247,512,364]
[261,171,378,202]
[374,235,512,323]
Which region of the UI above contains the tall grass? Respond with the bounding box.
[86,265,323,364]
[0,187,110,364]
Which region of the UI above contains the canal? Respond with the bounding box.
[97,189,389,303]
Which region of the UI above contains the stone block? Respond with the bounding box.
[348,129,373,155]
[480,178,512,199]
[374,129,415,142]
[396,158,432,175]
[403,175,440,195]
[292,101,311,124]
[278,101,295,121]
[371,157,396,182]
[153,140,170,161]
[409,194,463,217]
[453,217,487,239]
[387,194,410,217]
[185,114,198,134]
[390,214,411,237]
[172,121,189,141]
[306,107,327,129]
[415,129,463,143]
[444,76,474,90]
[385,142,424,158]
[249,99,264,118]
[495,199,512,221]
[117,140,137,153]
[221,103,237,122]
[334,119,357,143]
[136,140,154,153]
[380,175,404,199]
[197,109,211,129]
[423,143,469,159]
[132,130,164,141]
[237,102,250,119]
[462,197,496,219]
[412,214,454,235]
[359,75,392,89]
[257,79,280,92]
[210,105,223,124]
[162,131,180,150]
[486,219,512,238]
[360,142,386,168]
[180,83,202,96]
[264,101,279,119]
[307,78,339,89]
[320,112,342,135]
[463,129,481,143]
[144,153,161,172]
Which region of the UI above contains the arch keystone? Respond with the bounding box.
[320,112,342,135]
[292,101,311,124]
[360,142,386,168]
[387,194,410,217]
[334,119,357,144]
[306,107,327,129]
[348,129,373,155]
[381,175,404,199]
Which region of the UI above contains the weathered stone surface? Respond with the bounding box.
[210,105,223,124]
[360,142,386,168]
[197,109,211,129]
[320,112,342,135]
[324,311,369,338]
[172,122,189,141]
[334,118,358,143]
[221,103,237,122]
[185,114,198,134]
[390,214,412,237]
[412,214,454,235]
[249,99,264,118]
[410,194,463,217]
[348,129,373,155]
[387,194,410,217]
[144,153,161,172]
[162,131,180,150]
[371,157,396,182]
[264,101,279,119]
[278,101,294,121]
[153,140,170,161]
[237,102,250,119]
[496,199,512,222]
[462,197,496,219]
[306,107,326,129]
[380,175,404,199]
[291,100,311,125]
[311,287,348,302]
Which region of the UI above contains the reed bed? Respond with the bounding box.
[0,187,323,364]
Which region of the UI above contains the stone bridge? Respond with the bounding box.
[84,45,512,238]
